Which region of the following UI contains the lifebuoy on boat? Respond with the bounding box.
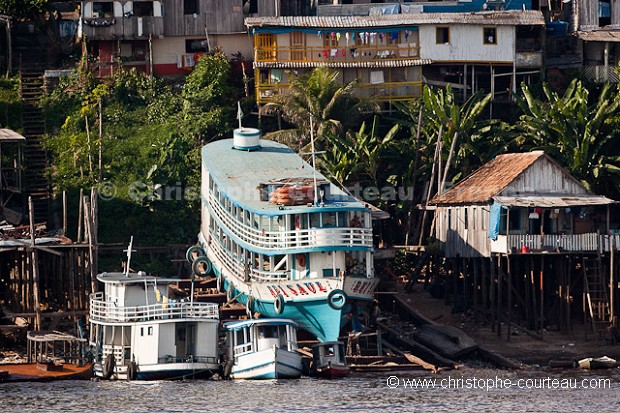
[126,361,138,381]
[296,254,306,268]
[274,293,285,315]
[192,256,212,276]
[216,273,225,293]
[185,245,205,263]
[102,354,116,379]
[327,289,347,310]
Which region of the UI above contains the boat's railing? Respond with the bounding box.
[233,342,253,356]
[209,231,288,282]
[208,191,373,252]
[159,355,218,364]
[90,293,219,323]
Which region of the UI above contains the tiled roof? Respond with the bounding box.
[430,151,546,205]
[245,10,545,29]
[254,59,432,69]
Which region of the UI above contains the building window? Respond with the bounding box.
[436,27,449,44]
[92,2,114,18]
[186,39,208,53]
[148,326,153,335]
[483,27,497,45]
[184,0,198,15]
[133,2,154,17]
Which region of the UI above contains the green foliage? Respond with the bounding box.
[516,79,620,196]
[0,0,48,18]
[0,77,21,130]
[263,66,378,146]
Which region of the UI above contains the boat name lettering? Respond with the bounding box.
[265,281,329,295]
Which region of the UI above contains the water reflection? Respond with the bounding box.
[0,368,618,413]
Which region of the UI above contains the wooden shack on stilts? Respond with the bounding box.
[0,189,99,335]
[426,151,619,341]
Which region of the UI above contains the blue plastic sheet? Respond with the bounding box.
[487,200,505,241]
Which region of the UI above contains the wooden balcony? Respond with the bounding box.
[82,16,163,40]
[254,44,420,65]
[256,80,422,104]
[490,233,620,254]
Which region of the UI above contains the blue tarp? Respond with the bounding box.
[487,200,505,241]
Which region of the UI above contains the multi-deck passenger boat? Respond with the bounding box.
[89,243,221,380]
[188,127,379,342]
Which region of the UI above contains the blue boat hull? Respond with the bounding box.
[216,269,342,342]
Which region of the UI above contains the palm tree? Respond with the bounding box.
[516,79,620,195]
[320,116,398,190]
[262,66,378,147]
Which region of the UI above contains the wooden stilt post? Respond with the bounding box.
[28,196,42,331]
[490,257,496,333]
[497,255,502,337]
[507,255,512,341]
[540,255,544,340]
[84,196,97,294]
[77,188,84,243]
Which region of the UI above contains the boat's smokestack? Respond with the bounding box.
[233,128,261,151]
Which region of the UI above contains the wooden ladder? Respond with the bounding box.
[582,255,611,338]
[20,70,50,224]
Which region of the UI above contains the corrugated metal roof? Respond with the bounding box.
[430,151,546,205]
[493,195,616,207]
[203,138,366,216]
[576,30,620,43]
[0,129,25,142]
[245,11,545,29]
[254,59,431,69]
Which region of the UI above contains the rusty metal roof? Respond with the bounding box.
[0,129,25,142]
[493,195,615,207]
[245,11,545,29]
[254,59,431,69]
[430,151,547,205]
[576,29,620,43]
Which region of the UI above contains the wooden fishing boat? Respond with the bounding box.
[0,331,92,382]
[310,341,350,378]
[578,356,619,370]
[222,318,302,379]
[413,324,478,359]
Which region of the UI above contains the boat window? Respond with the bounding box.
[278,325,288,348]
[148,326,153,335]
[323,268,340,277]
[337,212,346,227]
[258,325,277,339]
[322,213,335,228]
[310,213,320,228]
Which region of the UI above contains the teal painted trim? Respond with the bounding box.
[232,145,261,151]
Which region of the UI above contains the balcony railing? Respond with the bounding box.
[82,16,163,40]
[254,44,420,64]
[582,65,620,83]
[490,233,620,254]
[256,81,422,104]
[207,191,373,252]
[90,293,219,323]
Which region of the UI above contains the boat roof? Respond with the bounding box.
[224,318,299,331]
[202,138,368,217]
[96,271,180,285]
[27,331,87,343]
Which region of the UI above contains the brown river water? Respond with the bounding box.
[1,368,619,412]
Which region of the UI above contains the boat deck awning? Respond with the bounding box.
[493,195,616,208]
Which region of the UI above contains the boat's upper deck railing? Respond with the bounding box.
[90,292,219,323]
[207,191,373,253]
